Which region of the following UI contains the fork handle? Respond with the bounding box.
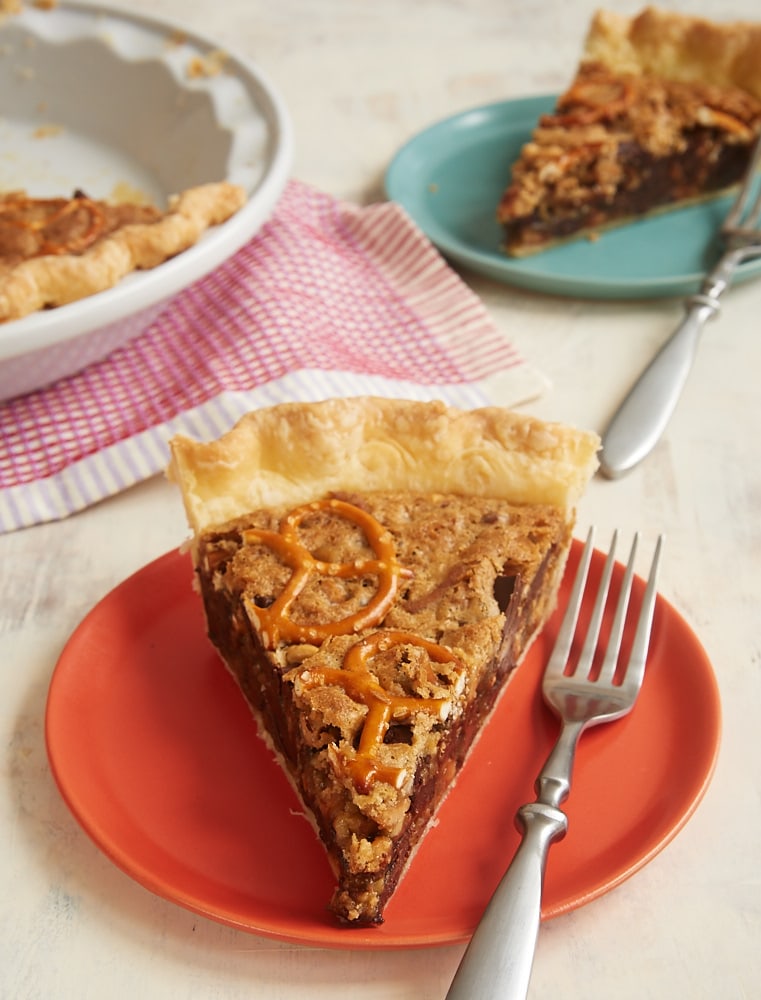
[445,802,567,1000]
[599,295,719,478]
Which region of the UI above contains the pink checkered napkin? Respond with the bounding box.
[0,179,546,533]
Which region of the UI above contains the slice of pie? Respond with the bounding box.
[168,398,599,925]
[0,181,246,321]
[497,7,761,256]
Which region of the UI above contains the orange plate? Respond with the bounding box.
[45,540,721,949]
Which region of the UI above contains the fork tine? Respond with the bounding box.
[596,533,639,684]
[574,529,618,678]
[723,131,761,232]
[733,179,761,235]
[620,534,664,696]
[544,527,595,677]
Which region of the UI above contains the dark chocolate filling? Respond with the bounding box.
[504,129,753,249]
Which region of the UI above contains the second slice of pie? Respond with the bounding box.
[168,398,599,926]
[497,7,761,256]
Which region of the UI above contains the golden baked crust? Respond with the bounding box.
[168,399,599,925]
[168,397,600,540]
[497,7,761,256]
[584,7,761,99]
[0,181,246,321]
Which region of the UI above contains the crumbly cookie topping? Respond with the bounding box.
[498,61,761,223]
[201,491,565,842]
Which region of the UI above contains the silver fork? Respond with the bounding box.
[600,132,761,478]
[445,528,663,1000]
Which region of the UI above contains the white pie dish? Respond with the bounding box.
[0,0,293,401]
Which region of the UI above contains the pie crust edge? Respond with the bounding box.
[168,397,601,540]
[584,7,761,99]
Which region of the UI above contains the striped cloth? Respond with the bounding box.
[0,180,547,533]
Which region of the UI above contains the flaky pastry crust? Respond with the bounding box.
[584,7,761,100]
[0,181,246,321]
[168,397,601,540]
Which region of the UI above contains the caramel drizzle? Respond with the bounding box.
[241,498,462,791]
[0,195,106,256]
[242,498,411,647]
[549,73,636,127]
[299,630,460,793]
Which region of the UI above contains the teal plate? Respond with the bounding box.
[385,95,761,300]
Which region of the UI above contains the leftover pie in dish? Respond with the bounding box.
[0,182,246,320]
[497,7,761,256]
[168,397,600,925]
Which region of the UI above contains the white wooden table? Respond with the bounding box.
[2,1,760,997]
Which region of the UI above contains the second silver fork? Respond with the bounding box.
[600,132,761,478]
[446,529,663,1000]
